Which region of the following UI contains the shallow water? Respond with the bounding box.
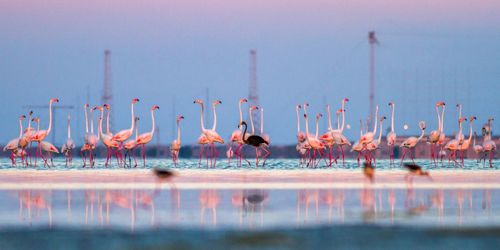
[1,158,498,170]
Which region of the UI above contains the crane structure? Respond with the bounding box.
[22,105,75,144]
[368,31,378,130]
[101,50,114,132]
[248,49,260,133]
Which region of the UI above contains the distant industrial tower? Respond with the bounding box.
[368,31,378,130]
[248,49,260,133]
[101,50,114,130]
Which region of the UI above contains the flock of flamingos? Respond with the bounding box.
[2,97,497,169]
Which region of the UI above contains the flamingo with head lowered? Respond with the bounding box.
[229,98,248,166]
[31,98,58,167]
[136,105,160,167]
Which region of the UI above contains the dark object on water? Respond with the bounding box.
[404,163,432,181]
[239,121,269,148]
[244,193,267,204]
[363,162,375,183]
[153,168,175,179]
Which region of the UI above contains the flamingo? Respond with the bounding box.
[359,105,379,146]
[238,121,270,167]
[366,116,386,165]
[194,99,224,168]
[473,132,484,162]
[136,105,160,167]
[319,105,336,166]
[437,102,447,163]
[170,115,184,166]
[458,116,476,164]
[3,115,26,166]
[351,120,365,166]
[112,98,140,143]
[332,98,351,165]
[81,104,91,167]
[386,102,397,165]
[21,111,34,165]
[39,141,59,168]
[400,121,426,166]
[61,113,75,167]
[295,105,308,165]
[428,102,445,166]
[194,100,211,167]
[95,106,121,168]
[124,117,140,168]
[303,113,326,167]
[103,104,113,137]
[229,98,248,165]
[86,106,99,167]
[455,104,465,144]
[482,118,496,168]
[444,117,467,164]
[30,98,58,167]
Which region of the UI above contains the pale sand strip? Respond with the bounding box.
[0,169,499,189]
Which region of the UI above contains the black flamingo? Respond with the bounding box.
[239,121,270,167]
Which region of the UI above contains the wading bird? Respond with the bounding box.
[194,99,224,168]
[386,102,397,165]
[95,106,120,167]
[229,98,248,165]
[482,118,496,168]
[136,105,160,167]
[428,102,445,166]
[366,116,386,165]
[444,117,467,164]
[400,121,426,166]
[112,98,140,161]
[3,115,27,166]
[61,113,75,167]
[458,116,476,164]
[30,98,58,167]
[239,121,270,167]
[304,113,326,167]
[124,117,140,168]
[170,115,184,166]
[404,163,433,183]
[473,132,484,162]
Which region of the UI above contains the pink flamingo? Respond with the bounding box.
[170,115,184,166]
[473,132,484,162]
[400,121,426,166]
[359,105,379,146]
[61,113,75,167]
[437,103,447,163]
[229,98,247,165]
[194,99,224,168]
[303,113,326,167]
[81,104,91,167]
[95,106,121,167]
[386,102,397,165]
[319,105,336,166]
[455,104,465,144]
[482,118,496,168]
[444,117,467,165]
[123,117,140,168]
[351,120,365,166]
[295,105,308,165]
[366,116,386,165]
[428,102,445,166]
[3,115,27,166]
[30,98,58,167]
[332,98,351,165]
[86,107,99,167]
[459,116,476,164]
[136,105,160,167]
[112,98,140,156]
[40,141,59,167]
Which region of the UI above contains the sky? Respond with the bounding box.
[0,0,499,146]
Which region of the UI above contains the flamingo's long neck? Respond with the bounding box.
[84,106,88,134]
[315,116,320,138]
[473,132,477,147]
[47,101,54,134]
[239,102,244,131]
[466,120,473,144]
[359,120,363,138]
[304,115,311,141]
[199,103,206,132]
[27,113,32,132]
[241,122,248,143]
[67,116,71,139]
[129,102,135,133]
[90,109,94,134]
[249,108,255,134]
[260,108,264,134]
[372,106,379,134]
[440,106,445,133]
[435,106,441,134]
[211,104,217,131]
[296,107,301,133]
[176,120,181,142]
[417,127,425,141]
[377,119,384,144]
[458,120,463,137]
[390,104,395,133]
[98,110,104,139]
[340,100,346,132]
[150,109,156,135]
[106,109,111,134]
[326,105,332,130]
[18,119,23,138]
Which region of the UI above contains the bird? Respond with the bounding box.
[428,102,445,166]
[458,116,476,164]
[136,105,160,167]
[229,98,248,161]
[124,117,140,168]
[404,163,432,182]
[61,113,75,167]
[295,105,309,165]
[444,117,467,164]
[30,98,58,167]
[400,121,426,166]
[359,105,379,146]
[473,132,484,162]
[112,98,140,144]
[482,118,496,168]
[363,162,375,183]
[238,121,270,167]
[303,113,326,168]
[170,115,184,166]
[81,103,91,167]
[386,102,397,165]
[39,141,59,168]
[319,105,336,167]
[95,106,121,167]
[194,99,224,168]
[85,106,100,167]
[3,115,26,166]
[366,116,386,165]
[103,103,113,137]
[351,119,365,166]
[455,104,465,144]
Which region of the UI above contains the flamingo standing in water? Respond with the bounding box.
[31,117,59,167]
[112,98,140,159]
[359,106,379,147]
[86,107,99,167]
[19,111,34,166]
[61,113,75,167]
[455,104,465,144]
[170,115,184,166]
[386,102,397,165]
[295,105,308,165]
[124,117,139,168]
[319,105,336,167]
[400,121,426,166]
[81,104,92,167]
[95,106,121,167]
[3,115,27,166]
[458,116,476,164]
[332,98,350,165]
[351,120,365,166]
[136,105,160,167]
[428,102,445,166]
[437,102,447,163]
[444,117,467,165]
[482,118,496,168]
[194,100,211,167]
[473,132,484,162]
[30,98,58,167]
[366,116,386,165]
[194,100,224,168]
[303,113,326,167]
[238,121,270,167]
[229,98,247,165]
